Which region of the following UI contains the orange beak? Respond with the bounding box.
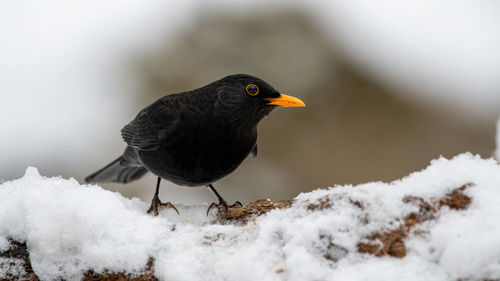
[265,94,306,107]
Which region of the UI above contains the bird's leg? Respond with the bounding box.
[206,184,242,215]
[207,184,228,211]
[147,177,163,216]
[147,177,179,216]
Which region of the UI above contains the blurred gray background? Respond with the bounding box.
[1,0,499,204]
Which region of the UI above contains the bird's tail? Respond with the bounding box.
[85,148,148,184]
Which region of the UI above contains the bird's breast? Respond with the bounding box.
[139,123,256,186]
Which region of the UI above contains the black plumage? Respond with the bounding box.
[85,74,305,215]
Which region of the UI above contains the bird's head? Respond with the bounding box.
[215,74,305,124]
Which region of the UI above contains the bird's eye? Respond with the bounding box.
[245,84,259,96]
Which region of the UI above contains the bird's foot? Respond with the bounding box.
[206,200,243,216]
[147,197,180,216]
[231,201,243,208]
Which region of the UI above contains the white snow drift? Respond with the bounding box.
[495,116,500,161]
[1,153,500,281]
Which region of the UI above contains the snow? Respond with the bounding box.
[0,258,27,280]
[0,236,8,252]
[1,154,500,280]
[495,116,500,161]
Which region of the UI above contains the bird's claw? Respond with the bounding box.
[230,201,243,208]
[206,200,243,216]
[207,201,227,216]
[206,203,217,216]
[147,197,179,216]
[159,201,180,215]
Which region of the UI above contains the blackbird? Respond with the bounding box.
[85,74,305,215]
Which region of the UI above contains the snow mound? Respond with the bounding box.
[1,153,500,281]
[495,116,500,161]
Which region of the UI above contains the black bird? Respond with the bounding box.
[85,74,305,215]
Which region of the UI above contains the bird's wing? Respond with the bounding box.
[121,98,179,151]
